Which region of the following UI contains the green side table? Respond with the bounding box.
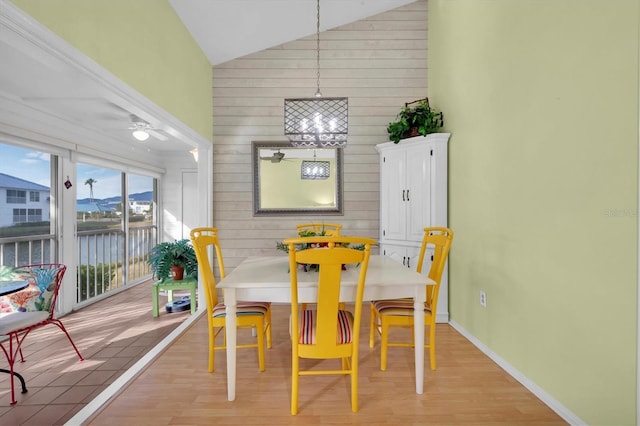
[152,277,197,317]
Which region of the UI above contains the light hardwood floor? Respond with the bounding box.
[87,304,567,425]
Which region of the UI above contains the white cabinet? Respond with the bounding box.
[380,243,421,270]
[376,133,450,322]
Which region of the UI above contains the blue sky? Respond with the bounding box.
[1,143,153,199]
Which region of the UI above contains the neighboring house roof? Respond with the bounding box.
[0,172,49,191]
[77,203,114,213]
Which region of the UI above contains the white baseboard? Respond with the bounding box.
[448,319,586,426]
[65,312,585,425]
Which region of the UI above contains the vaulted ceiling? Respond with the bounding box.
[0,0,416,156]
[169,0,416,65]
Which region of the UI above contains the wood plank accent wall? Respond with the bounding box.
[212,0,428,269]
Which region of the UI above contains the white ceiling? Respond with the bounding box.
[0,0,415,155]
[169,0,417,65]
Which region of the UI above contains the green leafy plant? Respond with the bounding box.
[276,227,366,271]
[387,98,444,143]
[147,239,198,282]
[276,227,332,253]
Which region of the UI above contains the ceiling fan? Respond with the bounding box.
[129,115,168,141]
[260,150,288,163]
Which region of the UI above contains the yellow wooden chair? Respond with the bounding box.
[285,235,375,415]
[295,223,342,236]
[190,227,272,372]
[295,224,344,310]
[369,227,453,371]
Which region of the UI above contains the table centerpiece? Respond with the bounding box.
[276,229,365,271]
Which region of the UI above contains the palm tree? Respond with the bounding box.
[84,178,97,203]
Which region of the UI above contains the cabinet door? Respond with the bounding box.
[404,245,422,271]
[381,243,448,322]
[405,144,432,242]
[380,148,407,242]
[381,243,407,266]
[381,243,421,270]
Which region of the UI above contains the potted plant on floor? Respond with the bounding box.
[147,239,198,282]
[387,97,444,143]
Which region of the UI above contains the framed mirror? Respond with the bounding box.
[252,141,343,215]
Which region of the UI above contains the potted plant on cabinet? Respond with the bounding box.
[147,239,198,282]
[387,98,444,143]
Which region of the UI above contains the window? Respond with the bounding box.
[12,208,43,223]
[28,209,42,222]
[7,189,26,204]
[12,208,26,223]
[1,143,54,266]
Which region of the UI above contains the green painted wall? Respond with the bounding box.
[11,0,212,142]
[429,0,638,424]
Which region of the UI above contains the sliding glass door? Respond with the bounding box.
[76,164,157,303]
[1,141,159,306]
[126,173,156,283]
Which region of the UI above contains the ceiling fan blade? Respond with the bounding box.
[260,152,285,163]
[148,129,168,141]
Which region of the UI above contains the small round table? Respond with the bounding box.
[0,280,28,296]
[0,279,30,401]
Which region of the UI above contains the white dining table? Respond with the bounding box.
[217,254,431,401]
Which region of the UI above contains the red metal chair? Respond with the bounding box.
[0,263,83,404]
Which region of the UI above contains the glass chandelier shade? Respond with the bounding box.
[285,97,348,148]
[301,160,330,180]
[284,0,348,148]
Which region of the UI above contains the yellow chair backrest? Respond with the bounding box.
[190,227,226,314]
[285,236,374,358]
[295,223,342,236]
[415,227,454,310]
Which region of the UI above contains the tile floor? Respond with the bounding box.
[0,280,191,425]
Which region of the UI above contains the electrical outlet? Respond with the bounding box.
[479,290,487,308]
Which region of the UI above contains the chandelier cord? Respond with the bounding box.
[315,0,321,97]
[283,0,347,147]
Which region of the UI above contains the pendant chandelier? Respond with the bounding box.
[301,150,330,180]
[284,0,348,148]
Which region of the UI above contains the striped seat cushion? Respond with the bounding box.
[373,299,432,316]
[212,301,270,318]
[297,309,354,345]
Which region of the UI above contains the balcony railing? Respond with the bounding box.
[0,234,53,266]
[0,225,155,305]
[76,225,155,302]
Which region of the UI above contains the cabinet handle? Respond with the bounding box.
[402,189,406,201]
[407,257,411,269]
[406,189,410,201]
